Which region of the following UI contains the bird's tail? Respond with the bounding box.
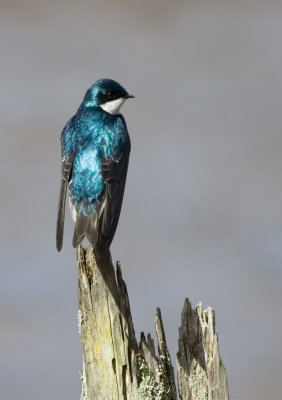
[72,212,98,248]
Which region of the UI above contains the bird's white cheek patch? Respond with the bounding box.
[100,98,126,115]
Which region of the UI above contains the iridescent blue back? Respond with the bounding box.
[61,105,129,216]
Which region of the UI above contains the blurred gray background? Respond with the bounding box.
[1,0,282,399]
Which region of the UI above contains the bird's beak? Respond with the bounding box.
[124,93,135,99]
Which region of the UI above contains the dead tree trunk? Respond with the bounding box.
[77,246,229,400]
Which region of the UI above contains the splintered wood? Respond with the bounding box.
[77,246,229,400]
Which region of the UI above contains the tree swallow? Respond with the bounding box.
[56,78,134,256]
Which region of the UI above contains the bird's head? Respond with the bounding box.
[83,78,134,114]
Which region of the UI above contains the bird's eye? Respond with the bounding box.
[107,91,117,100]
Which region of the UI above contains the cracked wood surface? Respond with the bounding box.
[77,246,229,400]
[77,246,138,400]
[176,300,229,400]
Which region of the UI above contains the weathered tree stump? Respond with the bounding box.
[77,246,229,400]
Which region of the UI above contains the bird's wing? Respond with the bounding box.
[56,121,75,251]
[95,141,131,256]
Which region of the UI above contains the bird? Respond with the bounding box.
[56,78,134,256]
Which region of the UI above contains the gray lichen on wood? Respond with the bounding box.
[137,308,177,400]
[76,246,228,400]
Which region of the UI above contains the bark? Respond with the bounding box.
[76,246,228,400]
[176,300,229,400]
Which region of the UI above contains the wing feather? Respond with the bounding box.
[95,141,130,256]
[56,153,74,251]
